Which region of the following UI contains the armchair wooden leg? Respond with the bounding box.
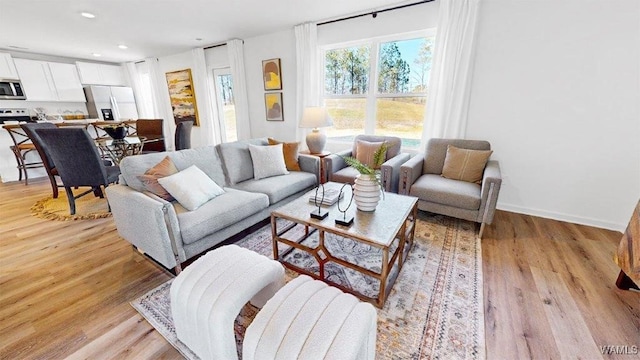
[478,222,486,239]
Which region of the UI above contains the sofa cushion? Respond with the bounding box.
[120,146,226,192]
[230,171,316,205]
[249,144,289,180]
[137,156,179,201]
[441,145,493,184]
[330,166,361,185]
[217,138,268,185]
[410,174,481,210]
[175,188,269,245]
[158,165,225,211]
[268,138,301,171]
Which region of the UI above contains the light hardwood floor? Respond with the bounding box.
[1,179,638,359]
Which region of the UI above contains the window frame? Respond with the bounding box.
[320,29,436,147]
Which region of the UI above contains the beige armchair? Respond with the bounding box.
[399,138,502,238]
[323,135,410,193]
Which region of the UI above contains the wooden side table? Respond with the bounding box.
[300,150,331,184]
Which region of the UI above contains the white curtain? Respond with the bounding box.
[191,47,218,146]
[422,0,481,146]
[227,39,251,140]
[123,62,148,117]
[294,23,319,145]
[146,57,175,149]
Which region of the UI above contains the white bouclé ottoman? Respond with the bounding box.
[170,245,285,360]
[243,275,378,360]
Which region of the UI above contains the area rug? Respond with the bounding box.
[31,192,112,221]
[131,213,485,359]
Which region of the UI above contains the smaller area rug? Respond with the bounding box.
[131,213,485,360]
[31,193,112,221]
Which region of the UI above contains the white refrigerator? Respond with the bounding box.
[84,85,139,121]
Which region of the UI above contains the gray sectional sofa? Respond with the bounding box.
[106,138,318,272]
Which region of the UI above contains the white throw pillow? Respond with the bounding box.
[248,144,289,180]
[157,165,225,211]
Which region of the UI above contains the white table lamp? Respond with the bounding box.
[299,107,333,154]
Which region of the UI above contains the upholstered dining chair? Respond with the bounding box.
[399,138,502,238]
[175,120,194,151]
[35,128,121,215]
[136,119,166,153]
[20,123,61,198]
[322,135,410,193]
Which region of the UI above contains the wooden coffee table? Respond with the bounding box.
[271,182,418,308]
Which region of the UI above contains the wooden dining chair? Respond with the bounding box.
[35,128,121,215]
[136,119,166,153]
[2,124,45,185]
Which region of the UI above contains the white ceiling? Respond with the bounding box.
[1,0,414,64]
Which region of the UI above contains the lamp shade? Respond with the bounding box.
[299,107,333,129]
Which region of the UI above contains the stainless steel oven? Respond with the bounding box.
[0,79,26,100]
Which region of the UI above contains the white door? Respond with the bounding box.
[212,68,237,143]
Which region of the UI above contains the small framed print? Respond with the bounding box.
[265,92,284,121]
[262,58,282,90]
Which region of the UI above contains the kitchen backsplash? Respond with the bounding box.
[0,99,89,119]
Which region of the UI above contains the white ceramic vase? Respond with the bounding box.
[353,174,381,212]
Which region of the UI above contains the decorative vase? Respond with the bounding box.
[353,174,381,212]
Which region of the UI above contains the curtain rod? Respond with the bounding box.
[204,42,227,50]
[317,0,435,26]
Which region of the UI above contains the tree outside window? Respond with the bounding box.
[322,31,435,149]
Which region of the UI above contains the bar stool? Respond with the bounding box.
[2,124,44,185]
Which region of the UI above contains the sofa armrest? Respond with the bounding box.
[324,149,352,182]
[298,154,320,183]
[381,153,411,193]
[478,160,502,224]
[106,184,184,270]
[399,154,424,195]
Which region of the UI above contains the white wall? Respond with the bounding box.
[157,51,214,150]
[243,29,298,141]
[466,0,640,230]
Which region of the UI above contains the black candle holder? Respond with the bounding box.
[335,183,354,226]
[310,184,329,220]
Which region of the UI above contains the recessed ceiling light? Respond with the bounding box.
[92,53,102,57]
[118,44,128,49]
[81,12,96,19]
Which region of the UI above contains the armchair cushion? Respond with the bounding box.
[331,166,361,185]
[410,174,481,210]
[352,135,401,160]
[442,145,493,184]
[424,138,491,175]
[355,140,384,168]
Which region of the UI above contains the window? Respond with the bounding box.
[322,31,435,150]
[212,68,237,142]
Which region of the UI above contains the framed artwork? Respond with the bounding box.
[265,92,284,121]
[262,58,282,90]
[165,68,200,126]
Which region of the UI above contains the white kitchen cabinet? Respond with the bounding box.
[48,63,86,102]
[14,59,86,102]
[0,52,19,79]
[76,62,126,86]
[14,59,57,101]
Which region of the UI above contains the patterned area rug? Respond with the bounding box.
[131,212,485,359]
[31,192,112,221]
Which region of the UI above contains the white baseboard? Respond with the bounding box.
[497,203,625,232]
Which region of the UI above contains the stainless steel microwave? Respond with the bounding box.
[0,79,26,100]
